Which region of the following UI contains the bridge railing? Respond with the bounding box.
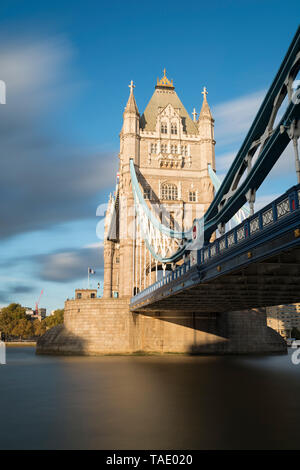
[200,184,300,266]
[131,184,300,305]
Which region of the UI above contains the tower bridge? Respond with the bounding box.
[37,27,300,356]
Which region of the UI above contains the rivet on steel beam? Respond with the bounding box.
[247,251,252,258]
[217,266,221,272]
[294,228,300,238]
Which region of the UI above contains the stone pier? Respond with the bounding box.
[36,296,286,355]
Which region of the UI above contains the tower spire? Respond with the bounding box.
[124,80,139,115]
[198,86,213,120]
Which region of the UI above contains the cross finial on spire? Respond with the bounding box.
[192,108,198,122]
[129,80,135,93]
[202,86,208,99]
[163,68,166,77]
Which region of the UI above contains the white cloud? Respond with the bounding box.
[0,37,72,95]
[215,151,236,175]
[215,130,295,184]
[38,246,104,283]
[213,90,266,147]
[255,193,281,211]
[0,36,117,239]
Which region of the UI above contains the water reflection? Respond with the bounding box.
[0,348,299,449]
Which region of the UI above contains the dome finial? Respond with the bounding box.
[202,86,208,100]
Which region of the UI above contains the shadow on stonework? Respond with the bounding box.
[137,308,287,355]
[36,325,88,356]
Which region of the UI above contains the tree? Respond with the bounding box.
[43,309,64,329]
[33,319,46,337]
[11,318,33,340]
[0,303,27,337]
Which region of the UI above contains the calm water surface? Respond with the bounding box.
[0,347,299,449]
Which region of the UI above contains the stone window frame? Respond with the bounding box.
[161,182,178,201]
[161,143,168,153]
[171,123,178,135]
[181,145,188,156]
[144,186,152,200]
[189,190,197,202]
[161,122,168,134]
[150,143,157,154]
[170,144,178,154]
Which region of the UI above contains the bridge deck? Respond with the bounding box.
[131,185,300,313]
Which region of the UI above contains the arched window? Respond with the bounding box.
[161,122,167,134]
[171,123,177,135]
[161,183,178,201]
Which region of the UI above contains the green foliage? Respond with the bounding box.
[11,318,34,339]
[0,303,27,336]
[33,319,46,337]
[0,303,59,340]
[43,309,64,329]
[291,327,300,340]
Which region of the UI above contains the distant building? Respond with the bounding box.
[25,308,34,316]
[38,308,46,319]
[25,307,46,322]
[267,304,300,339]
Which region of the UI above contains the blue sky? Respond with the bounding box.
[0,1,299,312]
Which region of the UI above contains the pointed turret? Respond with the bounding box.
[198,86,216,171]
[198,87,213,121]
[121,80,140,166]
[124,80,139,116]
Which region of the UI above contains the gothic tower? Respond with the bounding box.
[103,70,215,299]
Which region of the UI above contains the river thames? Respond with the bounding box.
[0,347,299,449]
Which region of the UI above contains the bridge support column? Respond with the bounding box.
[191,308,287,355]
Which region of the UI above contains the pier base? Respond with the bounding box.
[36,298,286,355]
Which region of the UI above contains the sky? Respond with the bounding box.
[0,0,299,312]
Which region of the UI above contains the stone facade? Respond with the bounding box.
[103,72,215,299]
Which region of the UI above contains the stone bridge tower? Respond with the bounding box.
[103,70,216,299]
[37,71,286,357]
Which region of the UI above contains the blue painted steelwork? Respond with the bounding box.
[207,164,250,223]
[202,26,300,242]
[130,184,300,308]
[129,28,300,268]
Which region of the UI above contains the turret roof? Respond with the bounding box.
[140,70,198,135]
[124,80,139,115]
[198,86,213,120]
